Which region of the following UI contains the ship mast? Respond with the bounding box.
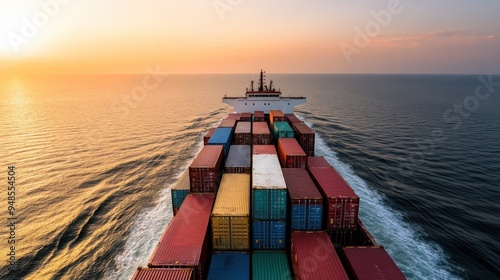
[258,69,265,92]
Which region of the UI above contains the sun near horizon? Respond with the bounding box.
[1,1,500,76]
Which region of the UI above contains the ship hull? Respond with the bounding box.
[222,97,306,114]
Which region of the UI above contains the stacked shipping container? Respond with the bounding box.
[207,253,250,280]
[252,153,287,249]
[307,156,378,247]
[277,138,307,168]
[211,174,250,251]
[307,156,331,168]
[273,121,295,139]
[225,113,241,121]
[219,118,237,128]
[285,113,302,125]
[253,145,277,155]
[341,246,407,280]
[290,232,349,280]
[234,122,252,145]
[131,268,194,280]
[148,194,215,280]
[282,169,322,230]
[253,111,265,122]
[252,122,271,145]
[269,110,285,128]
[171,169,190,216]
[240,112,252,122]
[308,167,359,231]
[224,145,251,174]
[207,127,233,158]
[252,252,292,280]
[189,145,224,193]
[293,123,315,157]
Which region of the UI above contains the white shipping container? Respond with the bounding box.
[252,154,287,190]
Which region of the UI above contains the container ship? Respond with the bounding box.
[132,71,407,280]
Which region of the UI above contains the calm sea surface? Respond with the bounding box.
[0,74,498,280]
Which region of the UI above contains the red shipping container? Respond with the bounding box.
[240,112,252,122]
[253,145,277,155]
[203,128,216,145]
[234,122,252,145]
[132,268,194,280]
[291,231,349,280]
[253,111,265,122]
[277,138,307,168]
[269,110,285,128]
[285,114,302,125]
[225,113,241,121]
[283,169,321,199]
[309,167,359,230]
[149,194,215,280]
[293,123,315,157]
[341,246,406,280]
[307,156,331,169]
[189,146,224,192]
[282,168,323,230]
[252,122,271,145]
[219,119,236,128]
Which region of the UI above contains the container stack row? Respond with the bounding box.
[138,111,405,280]
[306,156,361,248]
[252,149,287,250]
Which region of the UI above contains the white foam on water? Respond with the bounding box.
[301,117,461,280]
[104,139,205,280]
[103,187,171,280]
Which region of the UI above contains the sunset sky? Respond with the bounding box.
[1,0,499,74]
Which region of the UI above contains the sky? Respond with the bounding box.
[1,0,499,74]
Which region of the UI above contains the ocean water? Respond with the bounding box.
[0,74,499,280]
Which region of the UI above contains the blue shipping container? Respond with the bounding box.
[207,253,250,280]
[253,220,286,249]
[253,189,287,220]
[290,202,323,230]
[208,127,233,158]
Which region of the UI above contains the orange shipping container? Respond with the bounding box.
[277,138,307,168]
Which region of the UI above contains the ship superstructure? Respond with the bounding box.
[222,70,306,114]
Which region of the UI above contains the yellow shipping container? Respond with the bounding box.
[211,174,250,250]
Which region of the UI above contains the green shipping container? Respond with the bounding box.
[252,252,291,280]
[273,122,295,140]
[252,189,287,220]
[171,170,190,216]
